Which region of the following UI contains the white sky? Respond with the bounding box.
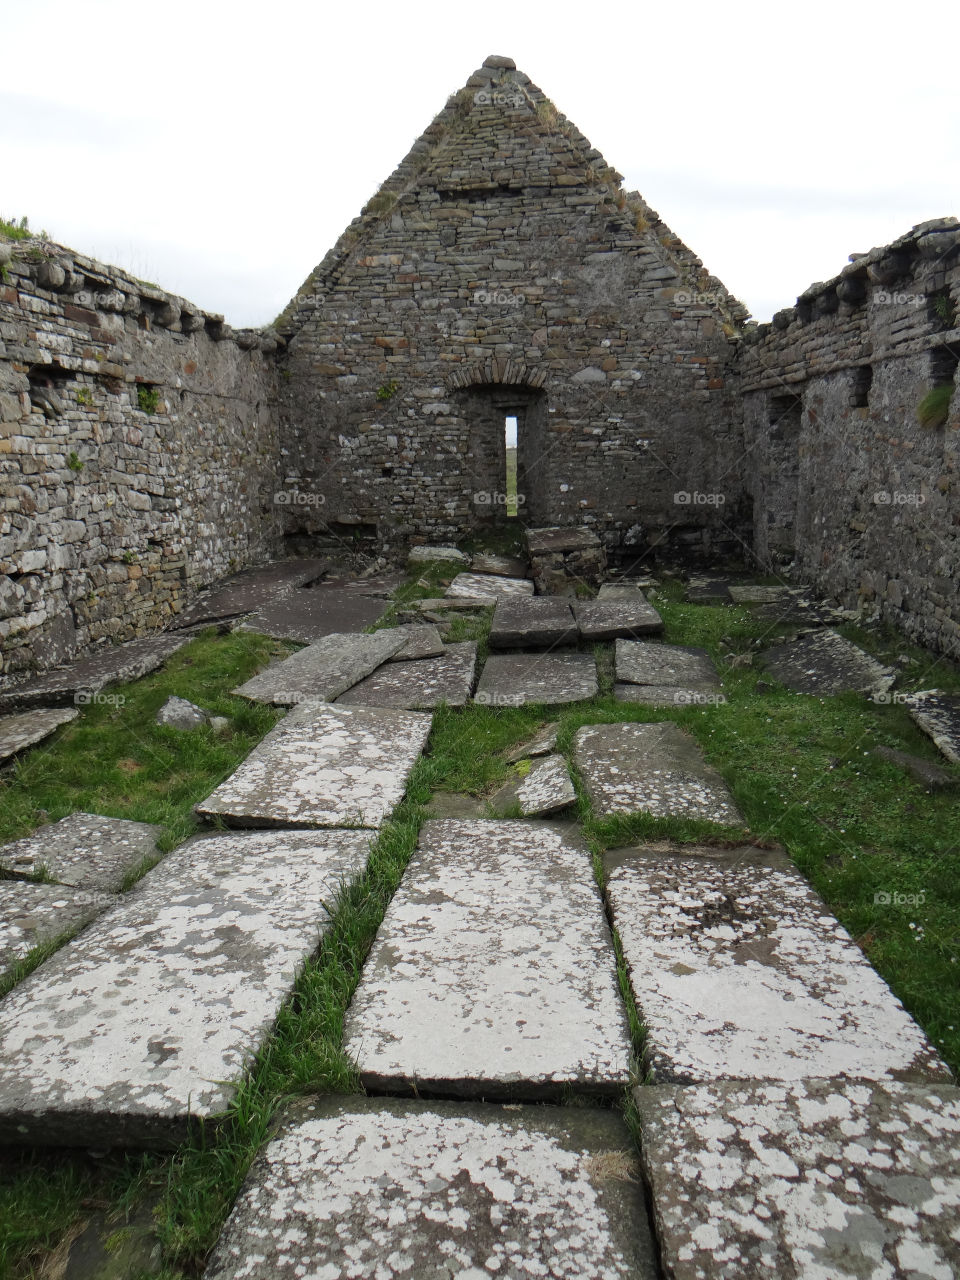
[3,0,958,329]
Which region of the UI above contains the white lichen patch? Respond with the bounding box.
[614,640,719,688]
[905,689,960,765]
[0,708,78,763]
[337,642,476,708]
[234,630,406,705]
[607,853,948,1083]
[343,819,632,1094]
[475,653,599,707]
[0,882,110,978]
[447,572,534,600]
[0,812,162,891]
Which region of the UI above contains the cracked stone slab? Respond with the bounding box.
[197,702,431,829]
[491,754,577,817]
[0,636,188,713]
[635,1078,960,1280]
[384,623,445,661]
[172,558,329,628]
[235,587,387,643]
[0,828,372,1148]
[234,630,406,706]
[470,552,530,578]
[0,812,162,891]
[761,628,895,696]
[903,689,960,765]
[605,843,948,1084]
[337,642,477,709]
[0,708,78,762]
[614,684,727,708]
[573,722,743,824]
[574,596,664,641]
[489,596,578,650]
[447,572,535,602]
[343,819,633,1098]
[475,653,598,707]
[615,640,720,688]
[204,1096,658,1280]
[0,882,111,982]
[504,721,560,763]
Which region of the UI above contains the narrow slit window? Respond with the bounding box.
[505,415,518,518]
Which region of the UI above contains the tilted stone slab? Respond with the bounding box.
[234,630,406,705]
[407,544,469,566]
[525,526,602,555]
[475,652,599,707]
[0,635,187,712]
[0,828,372,1147]
[470,552,529,578]
[728,584,794,603]
[204,1096,658,1280]
[235,588,386,643]
[0,882,111,982]
[761,628,895,696]
[343,819,633,1098]
[196,702,432,829]
[447,571,535,601]
[605,842,948,1084]
[385,623,445,661]
[614,684,727,708]
[0,812,162,891]
[0,708,78,762]
[573,722,743,824]
[337,643,477,709]
[172,558,329,628]
[489,596,578,649]
[615,639,720,688]
[491,754,577,816]
[504,720,560,763]
[904,689,960,765]
[598,581,657,598]
[635,1078,960,1280]
[574,596,664,640]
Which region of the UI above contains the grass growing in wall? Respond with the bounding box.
[917,383,955,428]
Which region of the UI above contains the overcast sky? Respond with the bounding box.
[4,0,958,329]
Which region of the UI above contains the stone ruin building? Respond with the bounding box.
[1,53,957,676]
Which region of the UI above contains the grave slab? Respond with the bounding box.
[615,639,720,688]
[204,1096,658,1280]
[196,702,432,829]
[0,828,372,1147]
[727,584,794,603]
[904,689,960,765]
[0,708,78,762]
[343,819,633,1098]
[172,558,329,628]
[504,720,560,762]
[613,684,727,708]
[337,642,477,709]
[605,843,947,1084]
[0,812,162,891]
[0,882,110,981]
[597,582,657,599]
[635,1078,960,1280]
[0,635,188,713]
[574,596,664,640]
[447,571,535,601]
[475,653,598,707]
[491,754,577,816]
[235,587,386,642]
[525,527,602,555]
[573,722,743,824]
[683,576,735,604]
[407,544,469,566]
[234,630,406,705]
[384,623,445,660]
[761,628,895,696]
[874,743,957,789]
[470,552,529,578]
[489,596,578,649]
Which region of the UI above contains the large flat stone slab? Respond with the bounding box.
[635,1078,960,1280]
[0,812,162,891]
[0,635,188,712]
[470,552,529,578]
[172,558,329,628]
[684,575,735,604]
[615,639,720,688]
[407,544,469,566]
[384,623,445,660]
[489,596,578,649]
[235,587,386,642]
[336,642,477,709]
[204,1096,658,1280]
[447,571,534,601]
[573,722,743,824]
[0,829,372,1147]
[0,882,110,982]
[728,583,794,603]
[605,842,947,1084]
[598,582,657,599]
[504,720,561,763]
[343,819,633,1098]
[196,702,432,829]
[574,596,664,640]
[234,630,405,706]
[0,707,78,762]
[613,684,726,708]
[761,628,895,696]
[475,653,599,707]
[526,527,602,555]
[904,689,960,765]
[491,754,577,816]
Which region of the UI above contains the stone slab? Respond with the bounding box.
[336,642,477,709]
[605,843,947,1084]
[470,552,529,578]
[0,707,78,762]
[475,653,599,707]
[415,596,492,613]
[0,812,162,891]
[407,544,469,566]
[489,595,578,649]
[447,571,534,601]
[491,754,577,816]
[343,819,633,1098]
[196,702,432,829]
[317,570,405,596]
[525,526,602,554]
[613,684,727,708]
[172,558,329,628]
[204,1096,658,1280]
[0,829,372,1147]
[235,587,387,642]
[504,720,560,763]
[874,743,957,789]
[0,635,188,712]
[615,639,720,688]
[573,722,743,824]
[683,575,735,604]
[598,582,657,599]
[904,689,960,765]
[384,623,445,661]
[0,882,111,981]
[728,584,794,603]
[574,597,664,640]
[635,1078,960,1280]
[761,628,895,696]
[234,630,406,705]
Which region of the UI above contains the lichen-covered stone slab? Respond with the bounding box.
[727,584,794,603]
[337,643,477,709]
[234,630,406,705]
[204,1096,658,1280]
[0,707,78,762]
[196,702,432,829]
[0,882,110,981]
[0,812,162,891]
[343,819,632,1098]
[491,754,577,817]
[605,843,947,1084]
[0,635,187,712]
[526,527,602,555]
[684,576,735,603]
[615,640,720,688]
[447,571,535,601]
[0,829,372,1147]
[475,653,598,707]
[573,722,743,824]
[173,558,329,628]
[614,684,726,708]
[407,544,469,566]
[235,587,386,642]
[505,720,560,762]
[489,596,578,649]
[635,1079,960,1280]
[574,596,664,640]
[904,689,960,765]
[761,628,895,696]
[384,623,445,661]
[470,552,530,578]
[598,582,657,599]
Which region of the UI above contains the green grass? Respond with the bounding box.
[0,216,45,243]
